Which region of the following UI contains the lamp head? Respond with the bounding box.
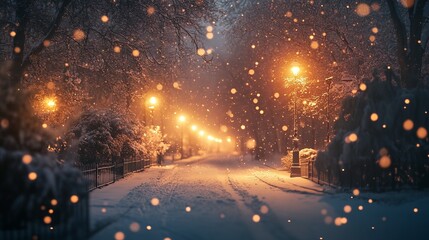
[149,96,158,105]
[291,66,300,76]
[178,115,186,123]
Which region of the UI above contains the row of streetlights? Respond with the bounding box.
[176,114,230,159]
[41,94,230,160]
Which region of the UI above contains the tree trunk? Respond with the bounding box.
[8,0,72,86]
[10,0,29,86]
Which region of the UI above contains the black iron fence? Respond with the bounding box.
[301,160,337,187]
[301,159,428,191]
[77,158,153,191]
[0,191,89,240]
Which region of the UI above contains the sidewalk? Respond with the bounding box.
[89,154,207,236]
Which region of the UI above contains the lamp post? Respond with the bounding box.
[304,100,317,148]
[290,66,301,178]
[190,125,198,156]
[178,115,186,159]
[325,76,333,145]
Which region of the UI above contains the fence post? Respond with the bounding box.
[95,163,99,188]
[113,160,117,182]
[121,159,126,178]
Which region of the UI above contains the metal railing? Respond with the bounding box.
[77,158,153,191]
[301,159,426,191]
[0,192,89,240]
[301,160,338,187]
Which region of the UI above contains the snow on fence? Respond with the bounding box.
[0,192,89,240]
[77,158,153,191]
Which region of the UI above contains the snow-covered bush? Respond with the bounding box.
[316,71,429,189]
[61,110,168,164]
[142,126,170,157]
[281,154,292,171]
[0,74,86,231]
[299,148,317,163]
[282,148,317,171]
[0,150,86,228]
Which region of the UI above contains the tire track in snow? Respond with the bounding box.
[226,173,298,240]
[252,174,328,196]
[253,162,332,194]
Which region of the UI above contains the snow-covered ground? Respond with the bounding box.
[90,154,429,240]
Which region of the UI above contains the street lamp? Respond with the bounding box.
[190,124,198,156]
[290,65,301,178]
[44,97,57,112]
[147,96,158,126]
[291,66,300,77]
[178,115,186,159]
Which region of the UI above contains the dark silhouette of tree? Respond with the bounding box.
[386,0,429,88]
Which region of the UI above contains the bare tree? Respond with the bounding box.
[1,0,217,87]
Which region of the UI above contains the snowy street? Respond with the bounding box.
[90,154,429,240]
[3,1,429,240]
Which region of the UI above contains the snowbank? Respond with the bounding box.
[282,148,317,171]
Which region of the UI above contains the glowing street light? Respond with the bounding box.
[291,66,301,76]
[46,100,56,108]
[198,130,205,136]
[189,124,199,156]
[177,114,187,159]
[44,98,56,111]
[146,96,158,125]
[148,96,158,108]
[290,64,302,177]
[178,115,186,123]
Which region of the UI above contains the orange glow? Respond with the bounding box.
[197,48,205,56]
[43,216,52,224]
[22,154,32,164]
[43,97,57,112]
[70,195,79,203]
[417,127,428,139]
[403,119,414,131]
[28,172,37,181]
[252,214,261,223]
[370,113,378,122]
[291,66,300,76]
[178,115,186,123]
[379,156,391,168]
[150,198,160,206]
[101,15,109,23]
[147,96,158,109]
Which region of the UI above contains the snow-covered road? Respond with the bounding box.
[90,154,429,240]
